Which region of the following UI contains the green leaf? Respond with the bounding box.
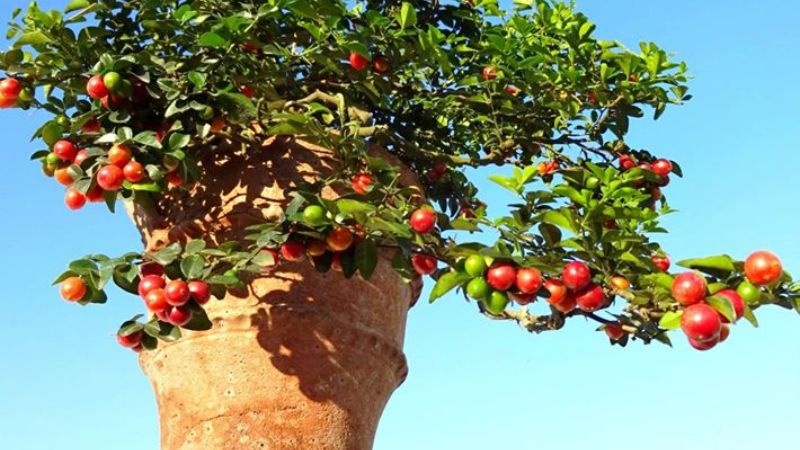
[541,210,577,233]
[198,31,228,48]
[429,271,471,303]
[168,132,191,151]
[187,71,206,89]
[707,294,735,323]
[336,198,376,215]
[742,304,759,328]
[399,2,417,29]
[355,240,378,280]
[65,0,90,13]
[658,311,683,330]
[14,31,51,47]
[133,131,162,149]
[151,243,182,266]
[677,255,736,277]
[180,255,205,280]
[185,239,206,254]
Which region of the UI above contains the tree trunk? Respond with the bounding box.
[130,137,420,450]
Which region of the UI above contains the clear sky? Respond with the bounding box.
[0,1,798,449]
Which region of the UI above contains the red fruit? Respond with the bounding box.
[714,289,745,323]
[433,162,448,175]
[188,281,211,305]
[64,189,86,210]
[168,306,193,326]
[351,173,373,195]
[123,161,145,182]
[117,331,143,348]
[744,251,783,286]
[544,279,568,305]
[372,56,389,74]
[652,159,673,176]
[515,268,542,294]
[618,154,635,171]
[688,336,718,351]
[506,85,519,95]
[60,276,87,302]
[53,140,78,162]
[330,253,343,271]
[139,262,164,277]
[307,240,327,257]
[101,94,126,110]
[97,165,124,191]
[587,91,597,104]
[326,227,354,252]
[166,171,184,187]
[562,261,592,291]
[81,118,101,134]
[486,263,517,291]
[605,323,625,341]
[86,75,109,99]
[509,292,536,305]
[165,280,191,306]
[349,52,369,71]
[411,253,438,275]
[73,149,90,166]
[672,272,707,306]
[574,284,605,312]
[138,275,166,298]
[553,294,576,313]
[85,185,105,202]
[55,167,74,186]
[0,78,22,98]
[281,241,307,262]
[239,85,255,98]
[241,43,260,53]
[409,208,436,234]
[652,254,671,272]
[108,143,132,167]
[0,92,16,108]
[144,288,169,312]
[481,65,497,80]
[425,169,442,183]
[637,162,653,172]
[681,303,722,343]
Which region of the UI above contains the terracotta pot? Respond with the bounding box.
[130,137,421,449]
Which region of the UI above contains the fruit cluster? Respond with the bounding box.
[674,251,782,351]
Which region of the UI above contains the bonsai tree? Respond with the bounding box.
[1,0,798,448]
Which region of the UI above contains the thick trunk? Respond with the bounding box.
[131,137,420,449]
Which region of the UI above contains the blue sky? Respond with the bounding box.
[0,1,798,449]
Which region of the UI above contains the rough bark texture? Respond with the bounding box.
[132,137,421,450]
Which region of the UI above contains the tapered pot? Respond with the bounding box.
[130,137,420,449]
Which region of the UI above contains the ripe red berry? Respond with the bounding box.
[552,294,576,313]
[117,331,143,348]
[60,276,87,302]
[688,336,718,351]
[618,154,635,171]
[73,149,89,166]
[515,268,542,294]
[409,208,436,234]
[351,173,373,195]
[605,323,625,341]
[562,261,592,291]
[672,272,707,306]
[411,253,438,275]
[55,167,74,186]
[239,85,255,98]
[637,162,653,172]
[681,303,722,343]
[144,288,169,312]
[168,305,193,326]
[506,85,518,95]
[718,324,730,343]
[0,78,22,98]
[744,250,783,286]
[85,185,105,202]
[64,189,86,210]
[53,140,78,162]
[123,161,145,183]
[544,279,568,305]
[166,171,184,187]
[574,283,605,312]
[281,241,307,262]
[138,275,166,298]
[486,263,517,291]
[509,292,536,305]
[165,280,191,306]
[108,143,132,167]
[81,118,101,134]
[481,65,497,80]
[188,281,211,305]
[372,56,389,74]
[651,254,671,272]
[349,52,369,71]
[97,165,124,191]
[139,262,164,277]
[86,75,109,99]
[714,289,745,323]
[652,159,673,176]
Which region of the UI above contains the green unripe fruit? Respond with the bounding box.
[103,72,122,92]
[17,88,33,103]
[302,205,327,226]
[464,254,488,277]
[484,290,509,314]
[466,277,490,300]
[55,115,70,128]
[585,176,600,189]
[5,49,23,65]
[200,106,215,120]
[45,152,60,166]
[41,123,64,147]
[737,281,762,305]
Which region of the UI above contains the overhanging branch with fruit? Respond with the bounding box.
[1,0,797,354]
